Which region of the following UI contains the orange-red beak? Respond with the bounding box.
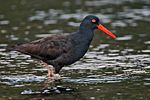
[97,24,116,39]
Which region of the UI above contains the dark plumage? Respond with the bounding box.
[13,15,116,78]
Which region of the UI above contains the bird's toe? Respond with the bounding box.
[53,74,61,80]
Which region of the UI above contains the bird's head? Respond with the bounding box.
[80,15,116,39]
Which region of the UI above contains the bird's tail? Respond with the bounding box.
[5,45,18,52]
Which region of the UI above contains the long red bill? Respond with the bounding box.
[97,24,116,39]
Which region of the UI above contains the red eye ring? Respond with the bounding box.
[91,19,96,23]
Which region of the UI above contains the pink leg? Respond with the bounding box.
[40,61,61,80]
[40,61,54,78]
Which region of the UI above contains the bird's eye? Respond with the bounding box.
[91,19,97,23]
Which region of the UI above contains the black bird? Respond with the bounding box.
[13,15,116,79]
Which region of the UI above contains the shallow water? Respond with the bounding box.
[0,0,150,100]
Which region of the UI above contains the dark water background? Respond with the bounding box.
[0,0,150,100]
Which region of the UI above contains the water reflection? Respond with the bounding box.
[0,49,149,85]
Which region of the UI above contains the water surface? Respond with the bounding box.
[0,0,150,99]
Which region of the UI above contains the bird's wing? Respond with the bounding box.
[14,34,72,60]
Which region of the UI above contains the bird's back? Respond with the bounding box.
[14,33,72,61]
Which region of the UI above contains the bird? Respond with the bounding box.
[13,15,116,80]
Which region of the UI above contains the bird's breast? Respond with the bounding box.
[54,33,93,66]
[55,41,90,66]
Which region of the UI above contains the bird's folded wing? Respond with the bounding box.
[14,34,72,60]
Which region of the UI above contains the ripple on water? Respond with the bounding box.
[143,78,150,86]
[111,20,127,27]
[0,44,8,47]
[59,13,86,20]
[93,44,110,50]
[0,48,6,52]
[29,11,47,21]
[43,20,57,25]
[68,22,80,27]
[116,35,133,41]
[0,29,7,33]
[141,50,150,53]
[63,49,150,82]
[0,20,10,25]
[49,29,63,34]
[117,8,150,27]
[5,35,19,41]
[144,41,150,45]
[144,66,150,69]
[8,51,31,59]
[35,33,53,38]
[64,74,129,84]
[28,8,113,25]
[0,75,45,85]
[28,9,63,21]
[85,0,127,6]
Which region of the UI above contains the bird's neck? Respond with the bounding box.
[79,25,94,41]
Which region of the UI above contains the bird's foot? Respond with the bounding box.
[40,61,61,81]
[53,74,61,80]
[47,73,61,81]
[47,67,61,80]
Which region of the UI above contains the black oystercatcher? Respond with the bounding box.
[13,15,116,79]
